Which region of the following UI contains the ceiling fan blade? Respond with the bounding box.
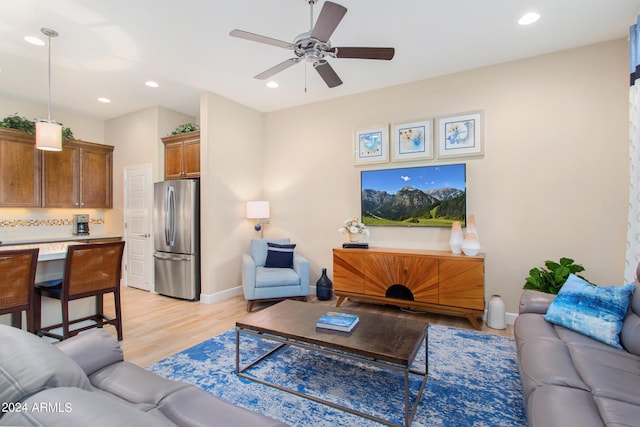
[310,1,347,42]
[229,29,293,49]
[333,47,395,60]
[314,61,343,88]
[254,58,300,80]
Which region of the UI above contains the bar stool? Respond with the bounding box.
[34,241,125,341]
[0,248,39,332]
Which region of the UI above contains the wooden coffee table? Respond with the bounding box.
[235,300,429,427]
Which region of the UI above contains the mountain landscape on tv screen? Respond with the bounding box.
[362,186,465,227]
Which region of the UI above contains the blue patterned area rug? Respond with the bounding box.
[147,325,527,427]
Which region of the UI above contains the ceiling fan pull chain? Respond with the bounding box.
[304,61,308,93]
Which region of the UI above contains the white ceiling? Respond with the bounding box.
[0,0,639,121]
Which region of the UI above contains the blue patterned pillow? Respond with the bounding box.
[544,274,635,348]
[264,243,296,268]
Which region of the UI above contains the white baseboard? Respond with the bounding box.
[200,286,243,304]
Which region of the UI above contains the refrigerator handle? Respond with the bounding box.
[166,185,176,246]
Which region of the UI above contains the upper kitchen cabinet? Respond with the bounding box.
[161,131,200,179]
[42,140,114,208]
[0,128,41,207]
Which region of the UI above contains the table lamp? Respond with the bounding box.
[246,201,270,237]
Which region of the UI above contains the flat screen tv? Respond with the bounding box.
[361,163,466,227]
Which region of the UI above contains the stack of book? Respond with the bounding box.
[316,311,359,332]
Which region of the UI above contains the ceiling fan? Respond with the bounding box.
[229,0,395,88]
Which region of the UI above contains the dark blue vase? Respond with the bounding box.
[316,268,333,301]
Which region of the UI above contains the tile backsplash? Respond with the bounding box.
[0,209,106,241]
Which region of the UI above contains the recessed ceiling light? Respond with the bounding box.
[145,81,159,88]
[97,97,111,103]
[24,36,45,46]
[266,81,279,89]
[519,12,540,26]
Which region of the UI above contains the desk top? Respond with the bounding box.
[0,241,86,261]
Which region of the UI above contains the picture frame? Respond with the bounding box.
[436,111,484,158]
[391,119,433,162]
[354,125,389,165]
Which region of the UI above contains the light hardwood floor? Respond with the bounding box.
[104,286,514,367]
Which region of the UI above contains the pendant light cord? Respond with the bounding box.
[47,32,51,122]
[41,28,58,124]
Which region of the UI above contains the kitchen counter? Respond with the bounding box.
[0,234,122,247]
[0,241,88,261]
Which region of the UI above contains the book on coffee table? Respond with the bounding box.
[316,312,359,332]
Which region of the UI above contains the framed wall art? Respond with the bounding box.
[354,125,389,165]
[436,111,484,158]
[391,119,433,162]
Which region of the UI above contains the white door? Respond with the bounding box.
[124,164,153,290]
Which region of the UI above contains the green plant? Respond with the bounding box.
[0,113,36,135]
[171,123,199,135]
[0,114,75,140]
[62,127,74,140]
[523,257,589,294]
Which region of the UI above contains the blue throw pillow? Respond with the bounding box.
[544,274,635,348]
[264,243,296,268]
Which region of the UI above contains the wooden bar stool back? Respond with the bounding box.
[0,248,39,332]
[34,241,125,341]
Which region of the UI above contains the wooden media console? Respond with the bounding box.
[333,247,485,329]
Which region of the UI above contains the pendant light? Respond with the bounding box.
[36,27,62,152]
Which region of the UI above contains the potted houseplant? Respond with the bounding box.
[338,217,370,242]
[0,113,75,140]
[171,123,199,135]
[523,257,589,294]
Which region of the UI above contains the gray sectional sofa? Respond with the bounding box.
[515,271,640,427]
[0,325,288,427]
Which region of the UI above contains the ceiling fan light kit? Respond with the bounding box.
[229,0,395,88]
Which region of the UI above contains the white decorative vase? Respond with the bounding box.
[449,221,464,254]
[487,295,506,330]
[466,214,479,240]
[461,232,481,256]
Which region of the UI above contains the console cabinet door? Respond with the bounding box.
[0,129,40,207]
[365,253,438,303]
[333,250,365,294]
[438,259,485,310]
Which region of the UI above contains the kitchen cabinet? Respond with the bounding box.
[333,247,485,329]
[0,128,40,207]
[42,140,113,208]
[161,131,200,179]
[0,129,113,208]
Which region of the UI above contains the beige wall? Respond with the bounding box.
[104,106,195,234]
[0,38,630,317]
[199,92,263,301]
[0,95,104,143]
[263,39,629,313]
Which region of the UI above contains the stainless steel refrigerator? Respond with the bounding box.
[153,179,200,300]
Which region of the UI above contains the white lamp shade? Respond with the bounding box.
[246,201,270,219]
[36,121,62,151]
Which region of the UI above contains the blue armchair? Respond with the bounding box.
[242,238,310,312]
